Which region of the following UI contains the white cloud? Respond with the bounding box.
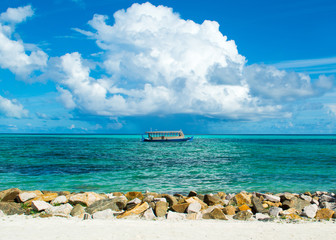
[60,2,332,120]
[0,5,33,25]
[0,5,48,77]
[0,95,28,118]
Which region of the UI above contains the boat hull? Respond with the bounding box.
[142,136,193,142]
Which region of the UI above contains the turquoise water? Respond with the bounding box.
[0,134,336,194]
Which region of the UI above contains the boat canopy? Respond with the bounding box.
[145,131,183,137]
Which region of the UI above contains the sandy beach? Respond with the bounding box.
[1,215,335,240]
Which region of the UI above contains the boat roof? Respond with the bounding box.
[145,130,183,134]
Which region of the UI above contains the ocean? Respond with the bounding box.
[0,134,336,194]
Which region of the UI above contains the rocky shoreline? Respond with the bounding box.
[0,188,335,222]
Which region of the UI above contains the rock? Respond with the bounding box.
[262,203,268,208]
[187,202,201,214]
[28,193,59,205]
[161,194,178,207]
[255,213,271,221]
[45,203,73,217]
[166,211,186,220]
[238,204,251,211]
[321,202,336,210]
[117,202,149,219]
[188,191,197,197]
[300,194,312,203]
[70,204,85,217]
[263,201,282,208]
[217,192,226,200]
[225,193,235,201]
[281,208,300,216]
[51,195,67,205]
[311,198,319,206]
[315,208,335,220]
[208,208,228,220]
[155,201,168,217]
[185,197,208,210]
[0,202,25,215]
[302,204,318,218]
[223,205,236,215]
[153,198,167,203]
[282,197,310,213]
[18,192,37,202]
[0,188,21,202]
[92,209,115,219]
[126,197,142,210]
[69,192,106,207]
[0,209,4,217]
[263,194,280,203]
[233,210,252,220]
[234,192,252,206]
[171,203,190,213]
[251,196,267,213]
[125,192,144,201]
[269,207,282,217]
[280,192,295,202]
[285,214,302,220]
[142,208,156,220]
[112,192,124,197]
[204,194,224,206]
[320,194,335,202]
[58,191,70,196]
[86,197,128,214]
[143,195,155,203]
[31,201,52,212]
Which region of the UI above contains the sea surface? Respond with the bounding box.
[0,134,336,194]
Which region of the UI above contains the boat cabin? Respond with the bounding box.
[145,130,185,141]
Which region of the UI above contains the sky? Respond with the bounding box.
[0,0,335,134]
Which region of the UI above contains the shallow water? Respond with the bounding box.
[0,134,336,194]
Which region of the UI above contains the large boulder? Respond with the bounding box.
[31,201,52,212]
[0,188,21,202]
[125,192,144,201]
[223,205,236,215]
[142,208,156,220]
[301,204,318,218]
[233,210,252,220]
[126,198,142,210]
[69,192,106,207]
[185,197,208,210]
[45,203,73,217]
[204,194,224,206]
[187,202,201,214]
[51,195,67,205]
[282,197,310,213]
[70,204,85,217]
[208,208,228,220]
[252,196,267,213]
[155,201,168,217]
[269,207,282,217]
[315,208,335,220]
[161,194,178,207]
[234,192,252,206]
[18,192,37,203]
[171,203,190,213]
[85,197,128,214]
[263,194,280,203]
[0,202,25,215]
[117,202,149,219]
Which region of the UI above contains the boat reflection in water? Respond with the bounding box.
[142,130,193,142]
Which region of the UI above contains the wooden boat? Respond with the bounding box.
[142,130,193,142]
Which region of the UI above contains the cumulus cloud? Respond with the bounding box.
[58,2,331,120]
[0,95,28,118]
[0,5,48,77]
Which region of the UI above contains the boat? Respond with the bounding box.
[142,130,193,142]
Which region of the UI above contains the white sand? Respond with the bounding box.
[1,215,335,240]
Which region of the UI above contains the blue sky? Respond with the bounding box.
[0,0,335,134]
